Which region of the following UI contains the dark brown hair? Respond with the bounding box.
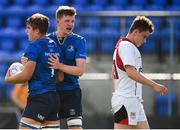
[26,13,49,34]
[56,6,76,19]
[129,16,154,34]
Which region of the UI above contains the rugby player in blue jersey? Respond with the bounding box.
[48,6,86,129]
[5,13,64,129]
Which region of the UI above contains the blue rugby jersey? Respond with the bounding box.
[24,37,63,96]
[48,32,86,91]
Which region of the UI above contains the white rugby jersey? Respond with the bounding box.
[112,37,142,99]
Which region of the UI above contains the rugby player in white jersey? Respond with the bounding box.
[111,16,168,129]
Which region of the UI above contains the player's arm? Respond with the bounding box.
[55,70,64,83]
[21,56,28,65]
[48,55,86,76]
[125,65,168,96]
[5,61,36,83]
[111,67,115,92]
[58,59,85,76]
[11,84,27,109]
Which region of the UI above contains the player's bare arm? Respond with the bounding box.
[21,56,28,65]
[48,55,86,76]
[11,84,27,109]
[55,71,64,83]
[5,61,36,83]
[111,67,115,92]
[125,65,168,96]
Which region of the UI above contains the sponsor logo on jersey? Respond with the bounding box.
[45,52,60,56]
[130,112,136,120]
[37,114,45,121]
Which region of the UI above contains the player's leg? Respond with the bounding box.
[67,116,82,130]
[114,123,133,129]
[41,92,60,129]
[113,105,134,129]
[113,97,145,129]
[41,121,60,129]
[60,88,83,129]
[19,95,43,129]
[20,92,60,129]
[135,104,150,129]
[67,88,82,129]
[136,121,150,129]
[19,117,41,129]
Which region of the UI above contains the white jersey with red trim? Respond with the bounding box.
[112,37,142,99]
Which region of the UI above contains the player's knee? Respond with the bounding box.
[19,121,41,129]
[41,124,60,129]
[67,116,82,128]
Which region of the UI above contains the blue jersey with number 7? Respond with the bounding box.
[24,37,63,96]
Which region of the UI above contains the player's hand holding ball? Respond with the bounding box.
[9,62,24,76]
[5,62,24,83]
[21,56,28,66]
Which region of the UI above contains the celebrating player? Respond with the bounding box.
[48,6,86,129]
[5,13,63,129]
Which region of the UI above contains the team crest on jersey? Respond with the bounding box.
[67,45,74,51]
[130,112,136,119]
[69,109,76,116]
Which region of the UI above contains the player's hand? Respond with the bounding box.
[48,55,61,70]
[154,84,168,96]
[21,56,28,66]
[5,69,11,82]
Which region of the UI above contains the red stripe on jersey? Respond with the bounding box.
[116,47,125,71]
[119,117,128,125]
[115,37,135,72]
[115,37,134,49]
[118,37,136,47]
[113,60,119,79]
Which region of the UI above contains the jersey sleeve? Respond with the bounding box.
[24,43,39,62]
[119,42,136,67]
[75,37,86,59]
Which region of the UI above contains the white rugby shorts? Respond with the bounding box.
[111,95,147,125]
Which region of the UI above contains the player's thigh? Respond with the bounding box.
[45,92,60,121]
[113,105,134,129]
[113,98,143,126]
[114,123,134,129]
[19,117,41,129]
[23,92,59,123]
[42,120,60,125]
[60,88,82,118]
[41,120,60,129]
[136,121,150,129]
[135,102,149,129]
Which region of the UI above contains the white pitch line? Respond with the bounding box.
[80,73,180,80]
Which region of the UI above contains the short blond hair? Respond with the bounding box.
[129,16,154,33]
[56,6,76,19]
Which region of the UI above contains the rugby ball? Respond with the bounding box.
[9,62,24,76]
